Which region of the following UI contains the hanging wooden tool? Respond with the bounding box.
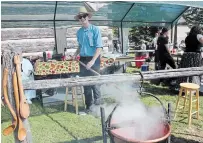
[14,55,30,119]
[2,68,18,136]
[13,71,27,141]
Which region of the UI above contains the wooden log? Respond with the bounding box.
[23,74,140,90]
[1,38,55,53]
[143,67,203,75]
[23,67,203,90]
[2,49,32,143]
[127,50,155,53]
[143,71,203,80]
[2,27,112,41]
[1,28,54,41]
[22,51,53,58]
[126,60,146,62]
[1,37,109,53]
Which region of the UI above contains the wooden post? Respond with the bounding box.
[2,48,32,143]
[55,28,67,54]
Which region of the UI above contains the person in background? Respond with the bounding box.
[152,33,159,50]
[140,40,147,57]
[21,58,36,104]
[140,40,146,50]
[73,7,103,113]
[113,40,121,53]
[150,32,159,61]
[176,26,203,88]
[154,31,162,70]
[157,27,176,70]
[179,40,185,51]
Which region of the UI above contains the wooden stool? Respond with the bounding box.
[174,83,200,127]
[64,86,86,114]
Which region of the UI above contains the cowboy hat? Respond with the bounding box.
[74,7,92,20]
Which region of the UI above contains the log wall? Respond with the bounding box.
[1,27,113,53]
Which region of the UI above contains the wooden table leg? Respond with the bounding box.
[64,87,69,111]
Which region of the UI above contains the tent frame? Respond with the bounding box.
[1,1,191,53]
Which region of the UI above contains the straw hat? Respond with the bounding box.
[74,7,92,20]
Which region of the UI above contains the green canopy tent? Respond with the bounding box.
[1,1,203,143]
[1,1,202,53]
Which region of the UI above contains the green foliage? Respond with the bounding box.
[183,7,203,28]
[128,26,159,44]
[112,27,119,38]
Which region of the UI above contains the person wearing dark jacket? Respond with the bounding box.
[177,26,203,87]
[157,28,176,70]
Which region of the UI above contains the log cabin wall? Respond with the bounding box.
[1,26,113,53]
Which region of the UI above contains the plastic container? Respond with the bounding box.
[135,55,146,68]
[47,52,51,59]
[141,64,149,71]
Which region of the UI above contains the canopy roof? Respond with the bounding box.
[2,1,202,28]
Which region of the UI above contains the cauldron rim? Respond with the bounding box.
[109,122,171,143]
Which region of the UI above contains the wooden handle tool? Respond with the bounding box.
[77,60,101,76]
[13,72,27,141]
[14,55,30,119]
[2,68,18,136]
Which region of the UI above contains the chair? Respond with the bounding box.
[64,86,85,114]
[174,83,200,127]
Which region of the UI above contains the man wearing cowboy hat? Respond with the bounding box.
[73,7,103,113]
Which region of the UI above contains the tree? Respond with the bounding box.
[182,7,203,27]
[128,26,160,45]
[112,27,119,38]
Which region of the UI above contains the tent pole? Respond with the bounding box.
[53,1,58,54]
[121,22,123,54]
[120,22,126,73]
[171,24,173,43]
[174,22,178,46]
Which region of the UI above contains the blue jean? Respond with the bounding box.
[79,56,101,108]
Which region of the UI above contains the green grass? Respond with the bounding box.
[1,67,203,143]
[1,102,103,143]
[142,83,203,142]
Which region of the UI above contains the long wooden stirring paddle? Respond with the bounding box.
[77,60,100,76]
[78,60,132,96]
[13,72,27,141]
[14,55,30,119]
[2,68,18,136]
